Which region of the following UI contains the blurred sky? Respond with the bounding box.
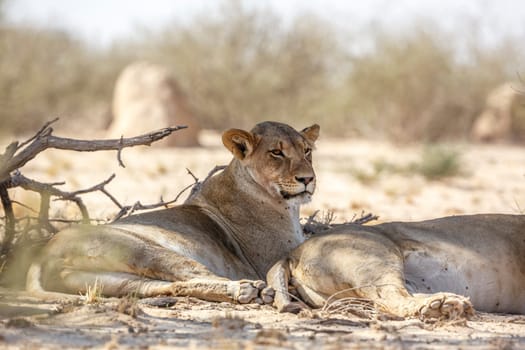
[4,0,525,47]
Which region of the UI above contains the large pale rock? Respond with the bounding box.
[471,83,525,142]
[107,61,200,147]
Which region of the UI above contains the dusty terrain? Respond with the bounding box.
[1,129,524,349]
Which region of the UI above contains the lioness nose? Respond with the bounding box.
[295,176,314,185]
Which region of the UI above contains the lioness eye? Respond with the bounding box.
[305,148,312,156]
[270,149,284,157]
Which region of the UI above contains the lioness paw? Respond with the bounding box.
[418,293,474,321]
[236,281,259,304]
[236,280,274,304]
[261,286,275,304]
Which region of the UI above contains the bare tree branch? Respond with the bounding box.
[7,171,95,223]
[186,165,227,201]
[302,210,379,236]
[351,212,379,225]
[16,118,59,149]
[0,122,187,182]
[0,183,15,258]
[110,175,199,222]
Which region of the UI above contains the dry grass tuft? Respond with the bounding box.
[320,285,402,321]
[321,297,393,320]
[82,279,103,304]
[116,294,141,318]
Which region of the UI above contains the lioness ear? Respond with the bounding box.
[222,128,257,160]
[301,124,320,144]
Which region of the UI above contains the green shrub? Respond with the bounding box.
[412,145,463,180]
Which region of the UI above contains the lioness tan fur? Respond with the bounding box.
[268,214,525,319]
[27,121,319,304]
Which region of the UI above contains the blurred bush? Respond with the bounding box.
[0,1,523,141]
[412,144,463,180]
[142,2,341,131]
[343,23,523,141]
[0,24,128,138]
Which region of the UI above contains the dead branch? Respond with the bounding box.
[186,165,227,201]
[112,164,225,221]
[110,170,201,222]
[0,183,15,258]
[0,120,187,182]
[0,120,188,273]
[351,212,379,225]
[302,210,379,236]
[7,171,120,224]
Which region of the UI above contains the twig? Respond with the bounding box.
[322,284,397,312]
[305,210,320,229]
[173,182,197,203]
[17,118,59,149]
[320,284,398,319]
[302,210,379,235]
[7,171,109,224]
[62,174,116,197]
[117,136,125,168]
[186,168,199,182]
[100,187,124,209]
[110,165,225,221]
[204,165,227,182]
[110,180,196,222]
[10,200,37,213]
[351,212,379,225]
[186,165,226,201]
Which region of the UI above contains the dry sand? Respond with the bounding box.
[1,130,524,349]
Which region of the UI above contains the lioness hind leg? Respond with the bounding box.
[356,284,474,321]
[344,268,474,320]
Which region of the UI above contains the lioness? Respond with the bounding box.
[27,121,319,304]
[268,214,525,319]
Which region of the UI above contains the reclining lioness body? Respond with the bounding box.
[27,121,319,303]
[268,214,525,318]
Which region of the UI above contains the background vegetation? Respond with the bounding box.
[1,1,523,141]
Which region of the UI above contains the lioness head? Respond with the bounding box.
[223,121,319,203]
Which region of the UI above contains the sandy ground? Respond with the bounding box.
[1,289,525,350]
[1,129,525,349]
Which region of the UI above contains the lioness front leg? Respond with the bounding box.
[170,278,274,304]
[55,269,273,304]
[30,248,274,304]
[267,259,308,313]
